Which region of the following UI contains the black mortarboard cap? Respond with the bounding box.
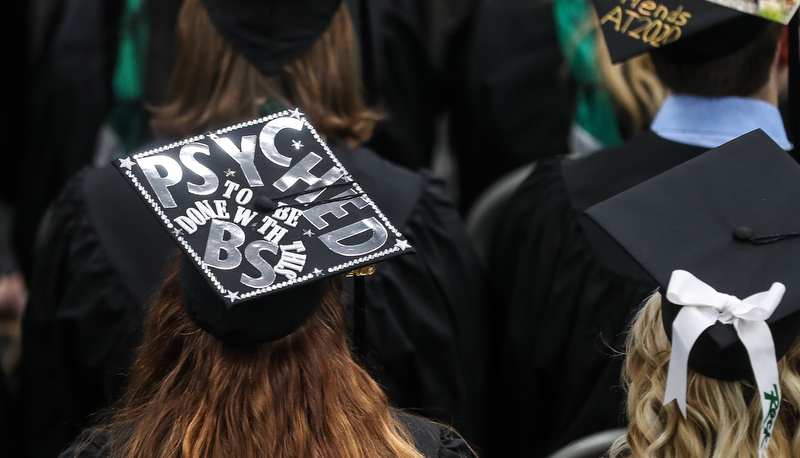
[117,109,413,344]
[585,130,800,381]
[201,0,342,76]
[592,0,798,62]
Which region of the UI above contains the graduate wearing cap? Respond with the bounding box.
[485,3,796,456]
[20,0,487,456]
[586,130,800,457]
[53,109,474,458]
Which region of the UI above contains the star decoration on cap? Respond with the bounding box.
[225,290,241,303]
[289,108,303,119]
[313,268,323,277]
[292,140,304,150]
[172,227,184,237]
[303,229,315,237]
[224,168,236,177]
[395,239,411,251]
[119,157,135,169]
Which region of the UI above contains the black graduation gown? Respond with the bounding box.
[447,0,575,211]
[20,144,486,458]
[0,370,19,458]
[56,411,474,458]
[484,131,708,457]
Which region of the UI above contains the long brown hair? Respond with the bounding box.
[150,0,381,146]
[89,257,424,458]
[610,293,800,457]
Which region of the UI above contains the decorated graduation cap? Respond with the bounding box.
[116,109,412,344]
[592,0,800,146]
[585,129,800,455]
[592,0,798,63]
[201,0,342,76]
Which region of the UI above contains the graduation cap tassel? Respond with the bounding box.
[353,276,368,361]
[347,265,375,363]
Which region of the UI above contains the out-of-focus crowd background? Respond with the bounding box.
[0,0,795,456]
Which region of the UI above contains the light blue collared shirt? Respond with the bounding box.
[651,95,793,151]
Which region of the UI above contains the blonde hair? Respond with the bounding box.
[595,30,665,139]
[610,293,800,457]
[558,11,665,140]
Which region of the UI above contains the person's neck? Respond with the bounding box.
[749,75,779,106]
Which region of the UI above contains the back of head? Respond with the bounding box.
[94,257,426,458]
[610,293,800,457]
[649,22,785,97]
[150,0,379,145]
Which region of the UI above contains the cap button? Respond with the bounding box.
[255,196,276,212]
[733,226,753,241]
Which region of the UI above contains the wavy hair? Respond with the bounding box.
[610,293,800,457]
[149,0,381,146]
[83,256,425,458]
[598,52,664,139]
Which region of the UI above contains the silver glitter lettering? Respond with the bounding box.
[180,142,219,196]
[137,155,183,208]
[203,220,245,270]
[302,189,369,230]
[259,117,304,167]
[319,217,388,256]
[211,134,263,186]
[241,240,278,288]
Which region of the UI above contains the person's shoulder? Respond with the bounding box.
[501,155,573,227]
[393,411,476,458]
[562,131,708,212]
[333,143,423,185]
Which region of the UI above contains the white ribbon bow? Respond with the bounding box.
[664,270,785,457]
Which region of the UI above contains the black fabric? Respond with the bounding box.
[790,15,800,148]
[201,0,342,77]
[363,0,447,170]
[18,0,125,279]
[586,130,800,381]
[180,256,329,345]
[485,131,707,457]
[20,170,148,458]
[18,0,181,281]
[448,0,575,211]
[82,166,175,307]
[395,411,476,458]
[0,370,19,458]
[57,411,475,458]
[21,145,486,458]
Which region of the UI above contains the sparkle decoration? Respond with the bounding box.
[395,239,411,251]
[225,291,241,302]
[172,228,184,237]
[224,168,236,177]
[119,157,135,169]
[313,268,323,277]
[303,229,315,237]
[292,140,303,150]
[289,108,303,119]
